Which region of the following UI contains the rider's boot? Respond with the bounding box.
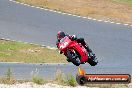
[84,45,94,57]
[85,45,98,66]
[78,38,97,63]
[84,45,97,62]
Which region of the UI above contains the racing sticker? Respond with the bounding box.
[76,67,131,85]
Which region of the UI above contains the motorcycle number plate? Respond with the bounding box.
[60,42,68,49]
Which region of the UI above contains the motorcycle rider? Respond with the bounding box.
[56,31,97,65]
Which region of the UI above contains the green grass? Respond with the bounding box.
[0,68,29,84]
[113,0,132,5]
[0,41,27,50]
[0,68,131,88]
[0,39,66,63]
[32,75,44,84]
[6,68,12,81]
[54,70,77,87]
[31,69,46,84]
[66,74,76,87]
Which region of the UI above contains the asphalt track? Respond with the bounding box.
[0,0,132,78]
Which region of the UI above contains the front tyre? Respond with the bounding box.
[67,50,80,66]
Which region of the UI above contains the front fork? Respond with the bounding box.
[64,52,71,62]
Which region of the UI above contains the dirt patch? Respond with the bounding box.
[0,82,88,88]
[16,0,132,25]
[0,82,132,88]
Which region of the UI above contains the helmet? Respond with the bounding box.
[57,31,65,40]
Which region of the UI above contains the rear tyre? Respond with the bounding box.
[88,59,97,66]
[88,57,98,66]
[67,50,80,66]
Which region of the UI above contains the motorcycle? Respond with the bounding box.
[57,36,98,66]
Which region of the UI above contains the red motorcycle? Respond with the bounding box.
[58,36,97,66]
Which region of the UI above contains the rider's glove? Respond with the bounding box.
[71,35,77,40]
[56,40,59,48]
[59,51,63,54]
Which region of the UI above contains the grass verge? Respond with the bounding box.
[113,0,132,5]
[0,39,66,63]
[54,69,76,86]
[0,68,29,84]
[15,0,132,25]
[0,68,131,88]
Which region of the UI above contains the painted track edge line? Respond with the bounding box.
[0,62,69,65]
[9,0,132,27]
[0,38,57,50]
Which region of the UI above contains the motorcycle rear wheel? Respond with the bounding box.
[87,57,98,66]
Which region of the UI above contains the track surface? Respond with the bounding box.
[0,63,132,80]
[0,0,132,77]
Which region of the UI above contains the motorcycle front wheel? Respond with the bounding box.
[67,50,80,66]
